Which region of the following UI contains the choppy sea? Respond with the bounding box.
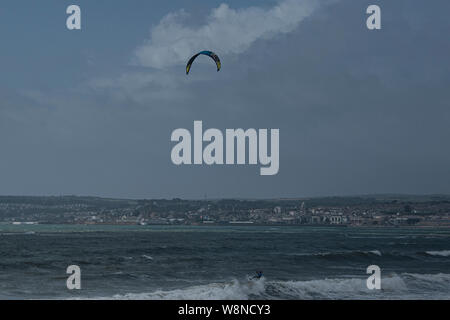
[0,224,449,299]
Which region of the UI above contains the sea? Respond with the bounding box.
[0,224,449,300]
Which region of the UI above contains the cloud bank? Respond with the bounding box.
[134,0,320,68]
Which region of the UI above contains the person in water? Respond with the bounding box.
[252,271,263,280]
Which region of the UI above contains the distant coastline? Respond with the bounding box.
[1,194,449,227]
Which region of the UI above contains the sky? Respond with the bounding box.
[0,0,449,199]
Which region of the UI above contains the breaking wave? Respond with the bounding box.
[425,250,450,257]
[287,250,383,259]
[95,273,450,300]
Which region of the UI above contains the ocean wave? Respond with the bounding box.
[110,279,266,300]
[264,276,407,299]
[317,250,382,257]
[402,272,450,283]
[92,273,450,300]
[425,250,450,257]
[0,232,36,236]
[288,250,382,258]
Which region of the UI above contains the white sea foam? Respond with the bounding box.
[402,273,450,289]
[110,279,266,300]
[267,275,408,299]
[289,250,382,257]
[425,250,450,257]
[89,273,450,300]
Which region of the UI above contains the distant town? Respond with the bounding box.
[0,195,449,227]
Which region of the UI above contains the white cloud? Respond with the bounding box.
[134,0,320,68]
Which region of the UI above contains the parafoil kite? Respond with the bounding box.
[186,51,221,75]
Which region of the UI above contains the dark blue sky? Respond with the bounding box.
[0,0,449,199]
